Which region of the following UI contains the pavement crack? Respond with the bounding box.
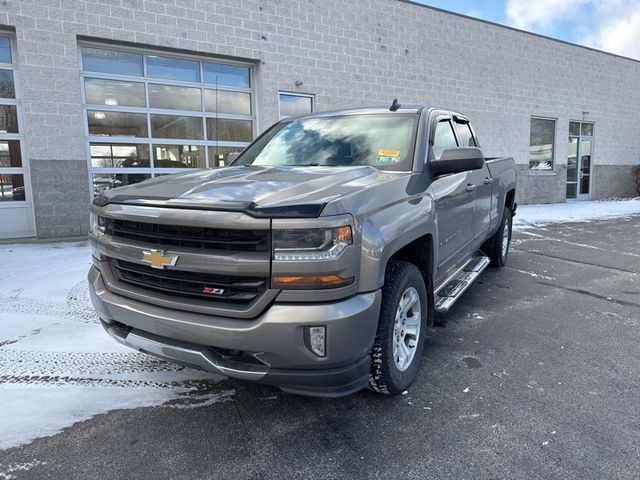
[536,282,640,308]
[513,248,637,274]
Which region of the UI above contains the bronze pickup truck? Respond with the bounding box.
[88,103,516,397]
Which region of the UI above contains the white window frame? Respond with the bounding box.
[0,34,33,213]
[278,91,314,120]
[78,41,257,199]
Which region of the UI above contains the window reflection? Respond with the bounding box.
[147,55,200,82]
[0,37,11,64]
[529,118,555,170]
[82,47,143,76]
[90,143,150,168]
[203,63,250,87]
[278,93,313,118]
[207,146,243,167]
[0,140,22,168]
[0,69,15,98]
[149,84,201,111]
[153,144,204,168]
[0,174,25,201]
[92,173,150,195]
[85,78,145,107]
[204,90,251,115]
[207,118,252,142]
[0,104,18,133]
[151,114,203,140]
[88,111,148,137]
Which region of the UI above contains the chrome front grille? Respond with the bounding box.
[104,218,269,252]
[111,259,268,306]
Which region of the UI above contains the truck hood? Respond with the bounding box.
[97,165,405,217]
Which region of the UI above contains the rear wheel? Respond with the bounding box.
[484,206,512,268]
[369,261,428,395]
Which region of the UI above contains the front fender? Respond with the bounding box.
[357,193,437,292]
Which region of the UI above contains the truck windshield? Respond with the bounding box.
[233,114,418,171]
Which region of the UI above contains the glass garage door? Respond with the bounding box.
[0,35,35,239]
[79,44,255,197]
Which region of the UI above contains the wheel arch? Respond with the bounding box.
[386,233,435,327]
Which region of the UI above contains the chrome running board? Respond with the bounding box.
[434,253,491,314]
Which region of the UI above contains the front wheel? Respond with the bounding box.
[369,261,428,395]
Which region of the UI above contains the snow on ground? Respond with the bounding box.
[1,199,639,449]
[0,242,231,450]
[514,198,640,229]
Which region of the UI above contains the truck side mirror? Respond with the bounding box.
[430,147,484,176]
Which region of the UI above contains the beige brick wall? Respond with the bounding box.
[1,0,639,235]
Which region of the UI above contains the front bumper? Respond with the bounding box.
[88,266,381,397]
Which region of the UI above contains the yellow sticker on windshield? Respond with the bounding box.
[378,149,400,158]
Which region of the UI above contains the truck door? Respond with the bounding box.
[428,116,476,278]
[454,117,491,244]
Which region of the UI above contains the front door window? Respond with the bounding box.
[567,121,594,200]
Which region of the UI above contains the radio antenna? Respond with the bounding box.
[389,98,400,112]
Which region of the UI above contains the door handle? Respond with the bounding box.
[466,184,476,192]
[484,177,493,184]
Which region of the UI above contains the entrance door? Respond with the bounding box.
[566,122,594,200]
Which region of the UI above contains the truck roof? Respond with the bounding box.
[281,105,427,122]
[279,105,468,123]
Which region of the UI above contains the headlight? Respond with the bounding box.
[89,212,106,237]
[272,226,352,261]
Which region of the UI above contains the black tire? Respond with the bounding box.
[484,206,512,268]
[369,261,428,395]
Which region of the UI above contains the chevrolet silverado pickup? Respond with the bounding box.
[88,103,517,397]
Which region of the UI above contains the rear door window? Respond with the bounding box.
[454,121,477,147]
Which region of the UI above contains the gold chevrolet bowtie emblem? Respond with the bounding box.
[141,249,178,269]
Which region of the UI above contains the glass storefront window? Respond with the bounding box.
[0,37,11,64]
[82,45,255,194]
[147,55,200,82]
[204,90,251,115]
[203,63,250,87]
[153,145,205,168]
[0,104,18,133]
[90,143,150,168]
[149,84,201,111]
[151,114,203,140]
[85,78,146,107]
[0,69,15,98]
[82,47,143,76]
[87,111,148,137]
[207,146,244,167]
[0,174,25,201]
[207,118,253,142]
[529,118,555,170]
[0,140,22,168]
[92,173,151,195]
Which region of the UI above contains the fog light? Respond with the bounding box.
[307,326,326,357]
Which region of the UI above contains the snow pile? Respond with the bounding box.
[0,242,231,450]
[514,198,640,229]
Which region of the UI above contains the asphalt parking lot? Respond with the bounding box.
[2,215,640,480]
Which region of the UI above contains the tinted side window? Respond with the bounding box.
[432,120,458,160]
[455,121,477,147]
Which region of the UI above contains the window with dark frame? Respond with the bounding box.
[529,118,555,170]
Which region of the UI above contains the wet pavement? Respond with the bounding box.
[1,216,640,480]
